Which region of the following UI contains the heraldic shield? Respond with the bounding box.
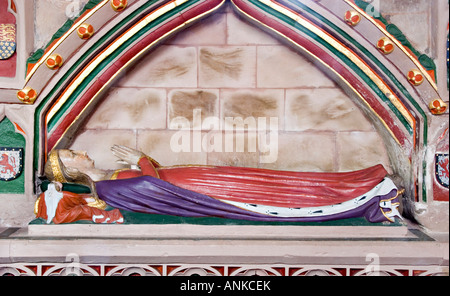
[0,147,23,181]
[0,23,16,60]
[436,154,449,189]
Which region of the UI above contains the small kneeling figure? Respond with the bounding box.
[35,182,124,224]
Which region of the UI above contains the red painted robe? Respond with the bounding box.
[115,157,389,208]
[35,191,123,224]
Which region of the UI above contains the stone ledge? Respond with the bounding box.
[0,226,447,268]
[0,235,448,268]
[25,224,412,240]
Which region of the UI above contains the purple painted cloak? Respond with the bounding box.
[96,176,399,223]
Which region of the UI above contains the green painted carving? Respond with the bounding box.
[354,0,437,80]
[0,117,25,194]
[26,0,104,74]
[30,211,403,226]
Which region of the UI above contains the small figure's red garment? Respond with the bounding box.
[35,191,123,224]
[114,158,389,208]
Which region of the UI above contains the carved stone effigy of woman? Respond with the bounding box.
[34,145,403,224]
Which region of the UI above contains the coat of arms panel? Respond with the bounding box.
[0,23,16,60]
[436,154,449,189]
[0,147,23,181]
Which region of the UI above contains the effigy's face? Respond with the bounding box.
[58,149,96,171]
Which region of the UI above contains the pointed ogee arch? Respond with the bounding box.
[27,0,442,202]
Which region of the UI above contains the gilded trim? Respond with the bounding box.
[34,196,41,216]
[110,169,127,180]
[379,190,401,223]
[142,156,161,179]
[48,150,67,183]
[87,198,107,210]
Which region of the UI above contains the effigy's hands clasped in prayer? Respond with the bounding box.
[111,145,145,167]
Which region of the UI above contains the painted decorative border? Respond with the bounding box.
[0,262,446,276]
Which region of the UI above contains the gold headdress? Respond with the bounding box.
[48,150,67,183]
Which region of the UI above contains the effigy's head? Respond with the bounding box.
[56,149,95,170]
[44,149,96,181]
[44,149,98,196]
